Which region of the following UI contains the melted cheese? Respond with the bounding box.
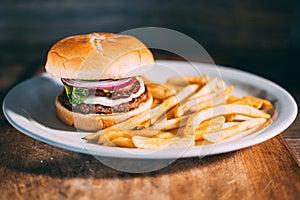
[83,77,145,106]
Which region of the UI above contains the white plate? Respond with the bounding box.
[2,60,298,159]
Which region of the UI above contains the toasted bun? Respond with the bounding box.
[45,32,154,80]
[55,92,153,131]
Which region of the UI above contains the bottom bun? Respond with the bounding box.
[55,92,153,131]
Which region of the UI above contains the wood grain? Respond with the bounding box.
[0,119,299,199]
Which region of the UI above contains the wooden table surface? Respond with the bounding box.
[0,62,299,200]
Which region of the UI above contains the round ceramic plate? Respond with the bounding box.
[2,60,298,159]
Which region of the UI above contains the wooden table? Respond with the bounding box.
[0,62,299,200]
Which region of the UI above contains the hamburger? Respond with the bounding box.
[45,32,154,131]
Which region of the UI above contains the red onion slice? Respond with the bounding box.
[61,77,135,90]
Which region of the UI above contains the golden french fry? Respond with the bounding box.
[135,119,151,129]
[173,104,184,118]
[128,129,160,137]
[203,118,267,143]
[110,137,135,148]
[159,84,198,109]
[173,90,220,117]
[97,134,114,146]
[166,104,179,119]
[226,96,240,104]
[243,96,273,110]
[152,98,162,107]
[225,104,271,119]
[175,86,233,117]
[147,82,175,100]
[153,131,176,139]
[190,86,233,112]
[98,130,131,144]
[84,84,199,141]
[164,83,185,94]
[192,77,226,98]
[166,74,210,86]
[232,98,255,107]
[84,109,152,141]
[184,104,270,137]
[149,83,199,123]
[98,127,160,139]
[159,116,188,130]
[196,124,221,140]
[195,140,205,146]
[132,136,194,149]
[195,116,225,140]
[98,132,134,148]
[228,96,272,110]
[242,97,262,109]
[225,114,236,122]
[124,129,176,139]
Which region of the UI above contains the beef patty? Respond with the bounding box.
[59,90,148,114]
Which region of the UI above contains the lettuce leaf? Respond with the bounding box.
[64,85,89,106]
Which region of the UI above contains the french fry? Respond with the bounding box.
[231,96,273,110]
[124,129,176,139]
[195,140,207,146]
[98,131,131,144]
[166,74,210,86]
[242,97,262,109]
[84,84,199,141]
[152,98,162,109]
[226,96,240,104]
[184,104,270,137]
[165,83,185,93]
[97,134,114,146]
[166,104,179,119]
[135,119,151,129]
[149,83,199,123]
[173,91,218,117]
[84,109,152,141]
[190,86,233,112]
[232,98,256,108]
[128,129,160,137]
[229,96,274,110]
[98,132,135,148]
[203,118,267,143]
[132,136,194,149]
[192,77,226,98]
[147,82,175,100]
[225,114,236,122]
[97,127,160,140]
[110,137,135,148]
[97,129,146,148]
[195,116,225,140]
[159,84,198,110]
[153,116,188,130]
[153,131,176,139]
[243,96,273,110]
[175,86,233,117]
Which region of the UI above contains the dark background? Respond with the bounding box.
[1,0,299,95]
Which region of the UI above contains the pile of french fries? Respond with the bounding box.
[83,74,273,149]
